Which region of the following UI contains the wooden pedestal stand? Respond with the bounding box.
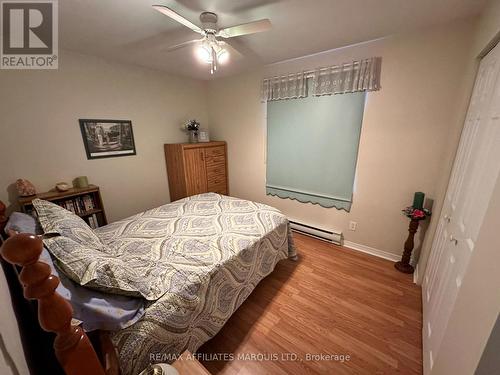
[395,218,420,274]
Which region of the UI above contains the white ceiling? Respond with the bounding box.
[60,0,486,80]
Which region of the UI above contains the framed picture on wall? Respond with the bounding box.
[79,119,136,160]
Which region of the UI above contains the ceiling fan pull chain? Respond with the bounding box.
[212,46,217,73]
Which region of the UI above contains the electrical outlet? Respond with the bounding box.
[349,221,357,231]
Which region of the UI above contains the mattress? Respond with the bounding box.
[94,193,296,374]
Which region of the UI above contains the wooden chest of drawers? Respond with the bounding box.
[164,141,229,201]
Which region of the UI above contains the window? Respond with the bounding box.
[266,90,366,211]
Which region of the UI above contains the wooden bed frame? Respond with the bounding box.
[0,201,120,375]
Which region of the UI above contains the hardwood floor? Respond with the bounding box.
[198,233,422,375]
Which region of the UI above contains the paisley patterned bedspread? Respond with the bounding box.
[95,193,296,374]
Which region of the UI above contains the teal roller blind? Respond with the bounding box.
[266,91,366,211]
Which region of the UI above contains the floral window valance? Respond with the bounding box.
[261,72,307,102]
[261,57,382,102]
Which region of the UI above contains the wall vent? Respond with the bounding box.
[289,220,342,245]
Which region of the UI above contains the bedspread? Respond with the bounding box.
[94,193,295,374]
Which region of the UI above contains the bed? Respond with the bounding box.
[0,193,296,375]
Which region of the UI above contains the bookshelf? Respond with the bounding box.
[18,185,108,229]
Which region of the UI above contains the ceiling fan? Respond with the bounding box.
[152,5,272,74]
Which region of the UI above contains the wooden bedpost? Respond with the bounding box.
[0,233,106,375]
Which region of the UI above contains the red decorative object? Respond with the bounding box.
[402,206,431,220]
[15,178,36,197]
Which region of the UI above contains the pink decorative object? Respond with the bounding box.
[402,206,431,220]
[412,209,425,219]
[16,179,37,197]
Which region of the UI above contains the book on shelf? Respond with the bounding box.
[88,214,99,229]
[82,195,94,211]
[20,185,107,227]
[63,200,76,214]
[55,195,96,215]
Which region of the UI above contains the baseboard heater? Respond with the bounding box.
[289,220,343,245]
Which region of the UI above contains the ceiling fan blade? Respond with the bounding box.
[166,39,203,52]
[152,5,204,34]
[217,19,271,38]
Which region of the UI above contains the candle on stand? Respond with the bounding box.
[412,192,425,209]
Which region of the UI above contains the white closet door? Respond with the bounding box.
[422,42,500,374]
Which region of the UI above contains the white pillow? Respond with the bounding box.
[33,198,105,249]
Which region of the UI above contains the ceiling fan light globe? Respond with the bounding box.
[217,48,229,64]
[195,45,212,64]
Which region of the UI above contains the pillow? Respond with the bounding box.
[4,211,43,235]
[4,212,145,331]
[33,198,105,249]
[32,198,112,284]
[32,199,147,298]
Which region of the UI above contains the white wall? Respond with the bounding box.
[0,50,209,222]
[207,18,478,258]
